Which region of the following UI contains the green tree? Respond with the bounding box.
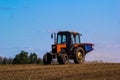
[2,57,7,64]
[29,53,38,64]
[36,58,43,64]
[13,51,29,64]
[0,56,3,64]
[8,57,13,64]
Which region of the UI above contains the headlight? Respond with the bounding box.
[52,46,56,49]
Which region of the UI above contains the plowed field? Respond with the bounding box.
[0,63,120,80]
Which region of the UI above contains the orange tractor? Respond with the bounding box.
[43,31,94,64]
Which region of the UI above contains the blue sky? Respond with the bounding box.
[0,0,120,62]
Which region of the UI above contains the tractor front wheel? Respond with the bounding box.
[43,52,52,65]
[74,47,85,64]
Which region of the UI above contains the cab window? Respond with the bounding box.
[71,34,75,44]
[76,35,80,43]
[71,34,80,44]
[62,35,66,44]
[57,35,61,44]
[57,34,67,44]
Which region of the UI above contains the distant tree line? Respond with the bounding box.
[0,51,43,64]
[0,57,13,64]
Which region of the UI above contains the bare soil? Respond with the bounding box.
[0,63,120,80]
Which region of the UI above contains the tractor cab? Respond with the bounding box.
[52,31,82,54]
[57,31,81,44]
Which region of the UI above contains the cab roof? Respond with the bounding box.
[58,31,80,35]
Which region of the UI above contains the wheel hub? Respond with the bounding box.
[77,52,83,60]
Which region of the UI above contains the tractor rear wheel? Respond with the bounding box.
[43,52,52,65]
[74,47,85,64]
[57,54,68,64]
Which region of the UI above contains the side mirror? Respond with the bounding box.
[51,34,53,39]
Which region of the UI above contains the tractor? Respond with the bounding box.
[43,31,94,64]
